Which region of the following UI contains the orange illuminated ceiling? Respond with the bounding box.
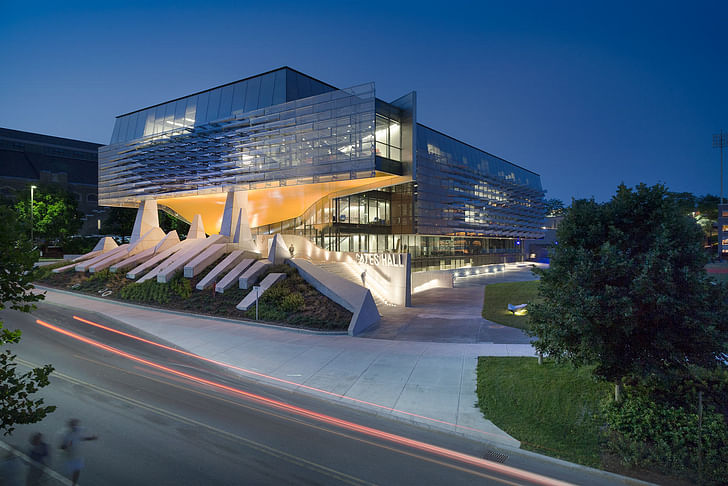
[156,173,408,235]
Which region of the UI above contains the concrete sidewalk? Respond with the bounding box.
[37,287,537,448]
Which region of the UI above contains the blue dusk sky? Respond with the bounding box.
[1,1,726,203]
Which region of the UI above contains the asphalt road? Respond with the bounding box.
[0,303,630,485]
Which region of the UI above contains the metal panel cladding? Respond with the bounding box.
[98,83,376,206]
[415,125,545,239]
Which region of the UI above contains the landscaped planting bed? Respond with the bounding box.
[37,261,351,331]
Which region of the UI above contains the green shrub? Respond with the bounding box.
[246,301,286,322]
[602,392,728,484]
[89,269,110,282]
[121,279,171,304]
[260,283,290,304]
[170,275,192,299]
[280,292,304,312]
[34,261,72,280]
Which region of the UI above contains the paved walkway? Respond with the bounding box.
[37,285,537,448]
[362,263,543,343]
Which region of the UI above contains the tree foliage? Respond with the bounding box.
[14,185,82,242]
[0,205,55,435]
[543,198,566,217]
[101,207,189,238]
[528,183,728,386]
[100,206,136,236]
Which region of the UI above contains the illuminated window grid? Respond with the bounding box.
[99,84,377,206]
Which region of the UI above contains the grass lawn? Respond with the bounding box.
[476,357,611,467]
[481,281,540,331]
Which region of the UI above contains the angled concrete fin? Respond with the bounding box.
[268,233,292,264]
[232,207,257,251]
[188,214,206,240]
[154,230,180,253]
[92,236,118,253]
[131,200,159,244]
[128,227,166,255]
[220,191,248,237]
[232,208,243,243]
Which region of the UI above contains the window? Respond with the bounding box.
[374,114,401,161]
[87,193,98,202]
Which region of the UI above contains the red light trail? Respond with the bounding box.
[71,315,499,440]
[38,318,572,486]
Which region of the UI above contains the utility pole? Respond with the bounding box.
[714,130,727,203]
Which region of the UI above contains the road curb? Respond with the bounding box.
[33,285,657,485]
[34,285,348,336]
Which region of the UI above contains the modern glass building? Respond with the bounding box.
[99,67,545,271]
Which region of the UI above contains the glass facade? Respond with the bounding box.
[415,125,544,239]
[109,68,334,144]
[99,67,545,271]
[99,79,377,205]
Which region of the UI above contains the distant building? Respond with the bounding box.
[719,203,728,259]
[524,215,562,262]
[0,127,104,235]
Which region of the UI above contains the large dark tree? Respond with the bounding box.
[528,183,728,400]
[101,206,136,236]
[0,206,55,435]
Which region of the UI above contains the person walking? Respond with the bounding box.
[60,419,97,486]
[26,432,50,486]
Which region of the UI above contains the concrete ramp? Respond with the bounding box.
[239,260,271,289]
[70,236,119,265]
[71,250,101,263]
[288,258,379,336]
[110,247,155,273]
[52,262,78,273]
[196,250,244,290]
[89,247,134,273]
[184,244,226,278]
[75,245,128,272]
[156,235,226,283]
[126,241,188,280]
[215,258,255,293]
[236,273,286,311]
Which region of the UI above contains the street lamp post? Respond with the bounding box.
[30,185,37,245]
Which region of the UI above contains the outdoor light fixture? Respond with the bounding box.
[30,185,37,244]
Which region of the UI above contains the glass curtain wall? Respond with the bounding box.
[415,124,544,239]
[99,83,376,206]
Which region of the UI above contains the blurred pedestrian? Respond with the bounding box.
[26,432,49,485]
[1,450,23,486]
[60,419,97,486]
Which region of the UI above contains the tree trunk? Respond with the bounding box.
[614,381,623,403]
[537,353,543,365]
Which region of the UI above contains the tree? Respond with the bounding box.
[528,183,728,400]
[101,206,136,236]
[101,207,189,238]
[159,210,189,237]
[14,185,82,243]
[543,198,566,217]
[0,205,55,435]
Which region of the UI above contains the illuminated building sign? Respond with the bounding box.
[356,253,406,267]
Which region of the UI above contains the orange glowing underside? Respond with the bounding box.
[155,174,406,234]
